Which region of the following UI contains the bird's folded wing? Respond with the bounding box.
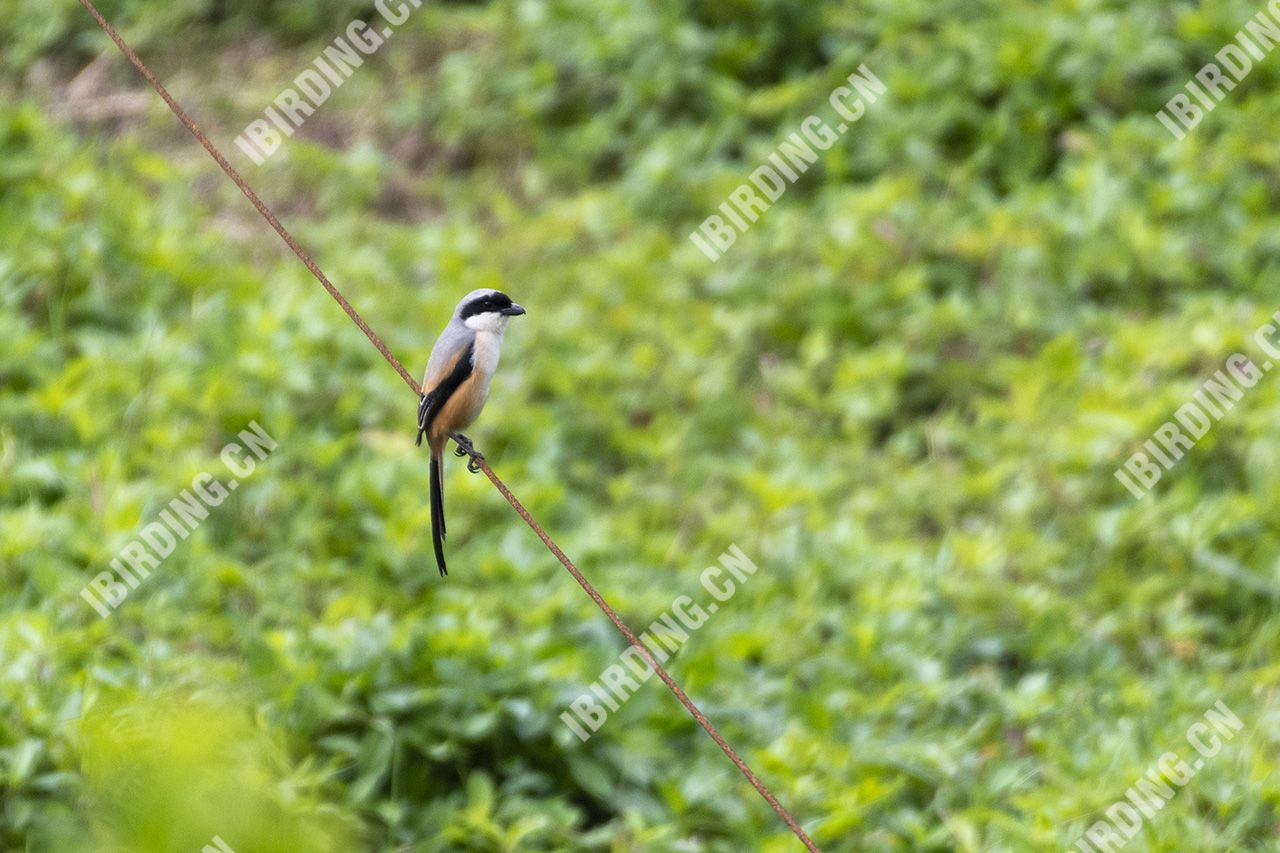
[417,339,475,443]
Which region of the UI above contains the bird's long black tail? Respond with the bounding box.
[429,450,448,576]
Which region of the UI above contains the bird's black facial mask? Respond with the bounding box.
[460,291,521,319]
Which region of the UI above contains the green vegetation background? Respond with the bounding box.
[3,0,1280,849]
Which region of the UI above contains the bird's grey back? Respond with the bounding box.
[424,317,475,387]
[422,290,505,386]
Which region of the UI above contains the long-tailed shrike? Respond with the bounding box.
[416,288,525,576]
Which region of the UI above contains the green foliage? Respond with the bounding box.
[3,0,1280,850]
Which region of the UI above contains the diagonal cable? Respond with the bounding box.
[75,0,420,394]
[74,2,822,849]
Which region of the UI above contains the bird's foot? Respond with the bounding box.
[451,433,485,473]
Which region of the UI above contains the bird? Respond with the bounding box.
[415,288,526,576]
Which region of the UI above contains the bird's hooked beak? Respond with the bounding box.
[501,303,526,316]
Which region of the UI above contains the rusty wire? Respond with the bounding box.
[75,2,822,849]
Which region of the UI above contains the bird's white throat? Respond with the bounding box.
[471,328,504,382]
[463,311,510,334]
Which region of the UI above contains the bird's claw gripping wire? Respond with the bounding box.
[451,433,484,473]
